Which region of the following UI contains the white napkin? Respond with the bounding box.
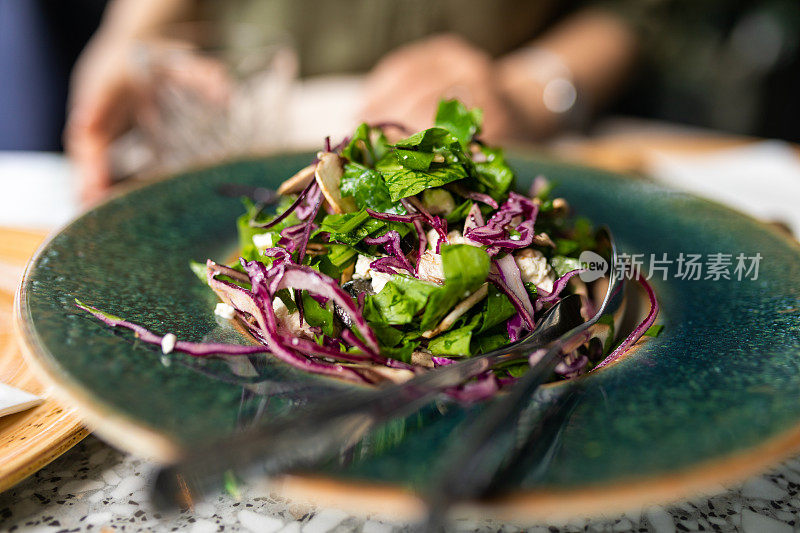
[0,382,43,417]
[0,151,79,230]
[646,140,800,236]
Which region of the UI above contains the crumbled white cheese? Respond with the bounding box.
[426,229,475,251]
[448,230,473,245]
[252,232,277,250]
[161,333,177,355]
[214,302,236,320]
[417,250,445,284]
[370,271,392,293]
[273,296,288,314]
[515,248,556,293]
[426,228,440,251]
[353,254,373,279]
[352,254,392,292]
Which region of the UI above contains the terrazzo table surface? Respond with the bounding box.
[3,435,800,532]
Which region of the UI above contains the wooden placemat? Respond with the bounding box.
[0,227,87,492]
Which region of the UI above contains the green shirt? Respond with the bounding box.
[200,0,565,77]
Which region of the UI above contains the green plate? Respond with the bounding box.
[16,152,800,519]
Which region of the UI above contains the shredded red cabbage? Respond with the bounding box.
[464,192,539,255]
[250,177,317,229]
[555,354,589,378]
[447,372,499,402]
[365,209,422,224]
[362,231,415,276]
[594,274,659,369]
[535,269,585,311]
[74,302,269,356]
[490,254,536,329]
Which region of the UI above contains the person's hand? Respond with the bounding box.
[360,34,513,142]
[66,35,233,205]
[65,35,137,205]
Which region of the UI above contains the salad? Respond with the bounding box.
[78,100,659,400]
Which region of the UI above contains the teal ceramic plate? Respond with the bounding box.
[16,153,800,520]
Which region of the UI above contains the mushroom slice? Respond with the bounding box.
[411,351,435,368]
[347,363,416,384]
[315,152,356,214]
[278,163,316,195]
[532,232,556,248]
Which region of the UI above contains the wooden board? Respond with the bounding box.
[0,227,87,492]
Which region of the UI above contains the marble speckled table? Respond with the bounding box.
[2,435,800,532]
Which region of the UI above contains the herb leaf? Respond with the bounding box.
[427,323,475,356]
[419,244,490,330]
[341,123,391,166]
[474,146,514,197]
[301,292,336,336]
[393,149,435,170]
[340,163,402,214]
[379,158,469,202]
[318,209,409,246]
[434,99,483,148]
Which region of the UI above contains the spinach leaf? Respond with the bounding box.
[379,157,469,202]
[301,293,336,337]
[644,324,664,337]
[379,122,478,201]
[445,199,474,223]
[523,282,539,299]
[367,276,439,325]
[318,209,411,246]
[419,244,490,330]
[380,341,419,363]
[237,196,302,262]
[367,320,406,348]
[555,218,596,256]
[341,123,391,166]
[340,162,402,214]
[472,331,508,354]
[393,149,435,170]
[309,254,346,281]
[434,99,483,148]
[474,146,514,197]
[504,361,530,378]
[427,324,474,356]
[275,288,297,313]
[327,243,358,267]
[476,285,516,333]
[393,127,457,151]
[318,209,371,236]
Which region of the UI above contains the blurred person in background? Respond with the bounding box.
[0,0,106,151]
[57,0,800,202]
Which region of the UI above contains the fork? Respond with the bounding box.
[151,293,584,510]
[151,228,618,510]
[421,228,623,530]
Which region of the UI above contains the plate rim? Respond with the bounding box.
[14,151,800,520]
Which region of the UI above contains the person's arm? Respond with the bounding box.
[495,8,638,138]
[361,8,637,143]
[65,0,192,203]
